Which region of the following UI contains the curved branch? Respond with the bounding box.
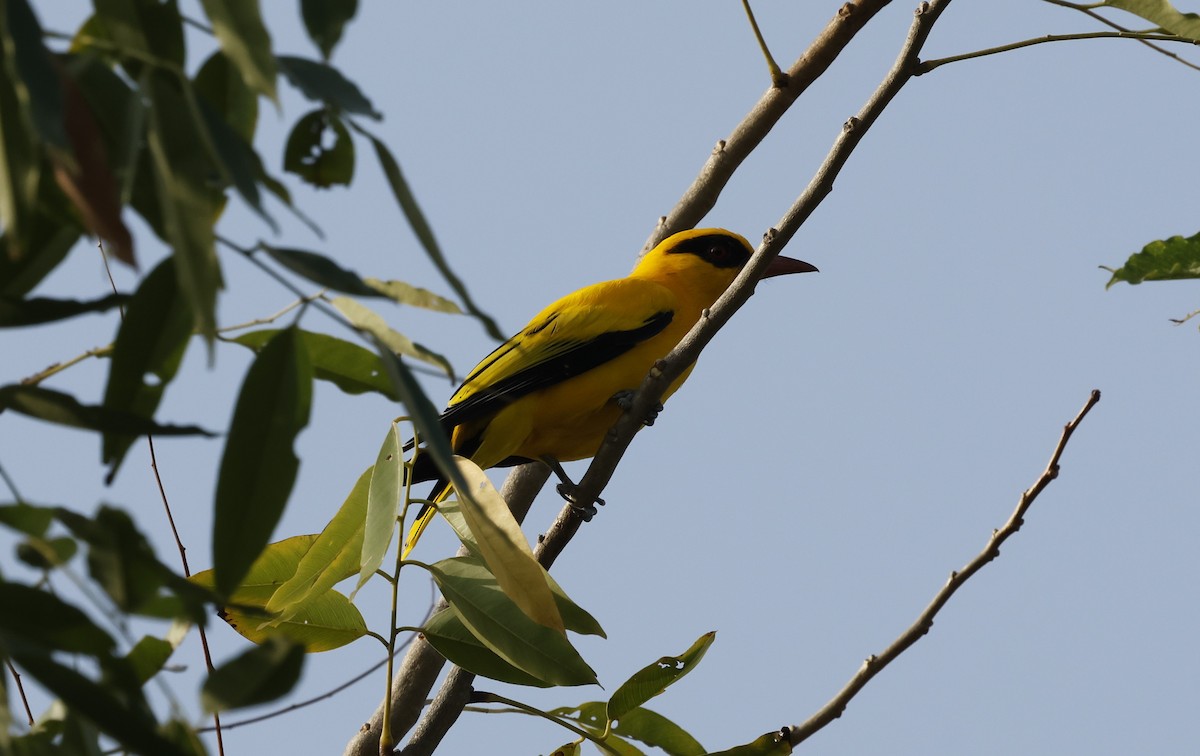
[917,31,1198,75]
[784,389,1101,746]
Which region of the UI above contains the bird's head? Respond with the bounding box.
[633,228,817,301]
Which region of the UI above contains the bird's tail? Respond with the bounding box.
[402,479,452,558]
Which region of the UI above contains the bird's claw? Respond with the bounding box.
[556,482,605,522]
[612,390,663,427]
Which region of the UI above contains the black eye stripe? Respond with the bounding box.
[667,234,751,269]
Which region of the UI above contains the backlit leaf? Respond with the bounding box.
[232,328,398,400]
[1105,230,1200,287]
[607,632,716,721]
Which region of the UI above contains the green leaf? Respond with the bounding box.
[16,535,77,569]
[201,636,305,712]
[350,123,503,340]
[198,0,277,101]
[0,218,80,297]
[264,471,369,614]
[364,278,462,313]
[284,108,354,188]
[0,582,114,655]
[194,49,258,142]
[277,56,380,118]
[0,293,127,327]
[450,456,564,632]
[144,71,222,341]
[554,702,706,755]
[426,557,596,686]
[0,502,55,536]
[704,730,793,756]
[301,0,359,60]
[4,0,68,155]
[9,649,189,756]
[232,328,399,400]
[55,506,163,612]
[607,632,716,721]
[194,89,275,231]
[0,6,41,261]
[212,327,313,596]
[1104,1,1200,38]
[354,425,402,596]
[261,244,380,297]
[1104,230,1200,287]
[332,296,454,378]
[92,0,186,74]
[0,384,213,437]
[422,607,550,687]
[125,634,174,685]
[102,257,193,480]
[370,336,468,495]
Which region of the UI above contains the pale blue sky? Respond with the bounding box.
[7,2,1199,754]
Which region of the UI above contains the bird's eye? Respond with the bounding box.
[709,245,727,260]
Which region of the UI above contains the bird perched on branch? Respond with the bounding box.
[403,227,817,555]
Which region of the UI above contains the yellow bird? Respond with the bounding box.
[403,228,816,555]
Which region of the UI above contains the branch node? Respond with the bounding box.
[838,3,855,19]
[712,139,727,155]
[843,116,860,132]
[915,1,931,16]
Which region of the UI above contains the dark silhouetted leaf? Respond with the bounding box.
[0,218,80,297]
[102,257,193,479]
[0,8,41,261]
[261,244,379,296]
[144,70,222,341]
[0,384,213,437]
[284,108,354,188]
[301,0,359,59]
[16,535,77,569]
[0,583,114,655]
[1105,230,1200,287]
[198,0,277,101]
[0,293,127,326]
[232,328,399,400]
[201,636,305,712]
[195,50,258,142]
[212,327,313,596]
[278,55,379,118]
[0,502,55,536]
[194,92,275,231]
[6,0,68,154]
[351,123,503,339]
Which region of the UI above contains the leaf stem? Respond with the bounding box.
[917,30,1196,74]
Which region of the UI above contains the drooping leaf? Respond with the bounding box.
[54,506,163,612]
[261,244,381,297]
[92,0,186,75]
[193,88,275,231]
[422,607,550,687]
[364,278,462,313]
[426,557,596,686]
[231,328,398,400]
[1104,230,1200,287]
[0,293,127,326]
[277,56,380,118]
[354,425,402,596]
[264,469,369,618]
[54,63,135,265]
[212,327,312,596]
[450,456,563,632]
[1104,1,1200,38]
[4,0,68,154]
[0,216,80,297]
[201,636,305,712]
[607,632,716,721]
[370,335,467,496]
[197,0,277,101]
[350,122,503,340]
[333,296,453,377]
[194,49,258,142]
[102,257,192,479]
[300,0,358,59]
[0,384,212,437]
[283,108,354,188]
[143,70,222,341]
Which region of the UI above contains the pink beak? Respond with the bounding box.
[763,255,819,278]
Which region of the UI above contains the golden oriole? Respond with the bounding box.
[403,228,816,555]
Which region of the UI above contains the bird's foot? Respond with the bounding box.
[542,457,605,521]
[612,390,663,427]
[557,482,605,522]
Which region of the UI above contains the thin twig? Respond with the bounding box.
[784,389,1101,746]
[5,658,35,727]
[741,0,786,86]
[1041,0,1200,72]
[0,459,25,503]
[916,31,1197,75]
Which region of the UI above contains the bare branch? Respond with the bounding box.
[917,30,1198,75]
[784,389,1102,747]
